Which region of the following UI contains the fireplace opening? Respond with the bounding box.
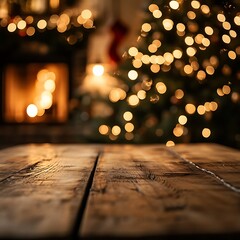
[3,63,69,123]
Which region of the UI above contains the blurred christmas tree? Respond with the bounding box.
[80,0,240,148]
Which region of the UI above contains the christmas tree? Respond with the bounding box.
[77,0,240,148]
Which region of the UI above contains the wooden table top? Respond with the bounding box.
[0,143,239,240]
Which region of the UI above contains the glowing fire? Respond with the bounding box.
[26,69,56,118]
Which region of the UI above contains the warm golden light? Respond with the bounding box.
[202,128,211,138]
[197,70,206,81]
[169,1,179,10]
[99,125,109,135]
[128,95,140,106]
[92,64,104,76]
[135,52,143,60]
[148,44,157,53]
[137,90,146,100]
[50,0,60,9]
[186,47,196,56]
[133,59,142,68]
[236,46,240,55]
[40,91,53,109]
[173,49,183,59]
[37,69,49,81]
[112,126,121,136]
[17,20,26,30]
[44,79,56,92]
[210,56,219,67]
[217,13,226,23]
[205,26,213,35]
[222,85,231,95]
[156,82,167,94]
[197,105,205,115]
[191,1,200,9]
[234,15,240,26]
[77,15,85,25]
[231,92,240,103]
[178,115,187,125]
[202,38,210,47]
[229,30,237,38]
[150,56,157,64]
[153,10,162,18]
[184,65,193,75]
[153,40,161,47]
[142,23,152,32]
[141,55,150,64]
[37,108,45,117]
[222,21,231,30]
[109,88,126,102]
[128,70,138,80]
[26,104,38,118]
[201,5,210,14]
[187,11,196,20]
[7,23,16,32]
[173,125,184,137]
[83,19,94,29]
[26,27,35,36]
[175,89,184,99]
[222,34,231,44]
[156,55,165,64]
[191,61,199,71]
[149,4,159,12]
[162,19,174,31]
[228,51,237,60]
[129,47,138,56]
[185,36,194,46]
[164,52,174,63]
[185,103,196,114]
[217,88,224,96]
[37,19,47,29]
[60,13,70,25]
[123,111,133,121]
[176,23,185,32]
[195,34,204,44]
[81,9,92,19]
[150,64,160,73]
[209,102,218,111]
[125,123,134,132]
[166,141,175,147]
[206,66,215,75]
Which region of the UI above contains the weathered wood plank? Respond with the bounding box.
[80,144,240,239]
[172,143,240,191]
[0,144,99,239]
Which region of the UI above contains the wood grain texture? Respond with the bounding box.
[80,144,240,239]
[0,144,99,239]
[172,143,240,191]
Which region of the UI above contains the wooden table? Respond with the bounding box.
[0,144,240,240]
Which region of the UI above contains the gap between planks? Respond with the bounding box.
[166,147,240,194]
[71,151,101,239]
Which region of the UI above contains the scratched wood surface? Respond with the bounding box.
[0,144,99,239]
[172,143,240,190]
[80,144,240,239]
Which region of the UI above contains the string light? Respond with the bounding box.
[26,104,38,118]
[169,1,180,10]
[166,141,175,147]
[162,19,174,31]
[1,5,94,41]
[202,128,211,138]
[98,0,240,146]
[128,70,138,80]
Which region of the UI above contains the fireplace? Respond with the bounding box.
[3,63,69,123]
